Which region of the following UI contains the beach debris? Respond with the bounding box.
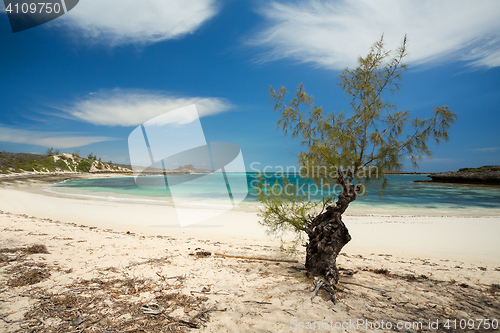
[0,316,27,324]
[289,266,307,271]
[243,300,272,305]
[214,252,299,263]
[0,244,49,255]
[21,293,51,299]
[193,251,212,258]
[140,302,163,315]
[125,254,178,268]
[372,268,390,275]
[6,262,51,287]
[156,272,186,281]
[7,269,50,287]
[71,318,86,326]
[61,286,100,294]
[489,283,500,294]
[14,278,213,332]
[24,244,50,254]
[2,253,26,262]
[339,268,357,276]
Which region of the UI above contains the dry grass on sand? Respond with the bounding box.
[1,212,499,332]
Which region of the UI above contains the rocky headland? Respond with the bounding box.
[427,165,500,185]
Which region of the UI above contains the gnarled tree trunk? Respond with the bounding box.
[304,184,358,287]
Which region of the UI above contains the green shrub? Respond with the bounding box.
[77,160,92,172]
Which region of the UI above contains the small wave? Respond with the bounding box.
[44,188,168,203]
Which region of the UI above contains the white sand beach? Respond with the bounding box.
[1,175,499,332]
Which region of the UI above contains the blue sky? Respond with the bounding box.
[1,0,499,173]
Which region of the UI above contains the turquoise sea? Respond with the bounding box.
[49,173,500,215]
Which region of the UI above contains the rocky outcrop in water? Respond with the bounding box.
[428,166,500,185]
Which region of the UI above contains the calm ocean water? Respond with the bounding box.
[50,173,500,213]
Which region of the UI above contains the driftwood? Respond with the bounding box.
[21,293,51,299]
[213,252,298,263]
[243,300,272,305]
[156,272,185,280]
[190,306,227,321]
[0,316,28,324]
[62,286,100,294]
[141,303,163,315]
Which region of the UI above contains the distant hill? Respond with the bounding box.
[0,151,131,174]
[132,164,210,175]
[174,164,200,173]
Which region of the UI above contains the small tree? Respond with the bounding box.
[46,147,60,156]
[258,36,457,293]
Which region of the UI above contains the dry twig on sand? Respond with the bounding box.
[214,252,298,263]
[125,255,178,268]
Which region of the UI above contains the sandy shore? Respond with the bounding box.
[1,176,499,332]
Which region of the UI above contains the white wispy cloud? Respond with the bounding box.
[0,126,115,149]
[59,0,219,45]
[469,147,500,152]
[53,89,233,127]
[250,0,500,69]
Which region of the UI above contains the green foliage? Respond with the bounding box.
[270,36,456,185]
[256,173,313,231]
[73,149,80,157]
[77,159,92,172]
[459,166,500,173]
[0,151,130,174]
[260,35,457,241]
[45,147,60,156]
[175,164,198,172]
[0,152,71,173]
[255,172,335,248]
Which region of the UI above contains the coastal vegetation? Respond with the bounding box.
[257,35,457,299]
[428,165,500,185]
[0,150,130,174]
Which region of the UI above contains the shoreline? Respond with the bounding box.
[18,172,500,218]
[0,178,499,266]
